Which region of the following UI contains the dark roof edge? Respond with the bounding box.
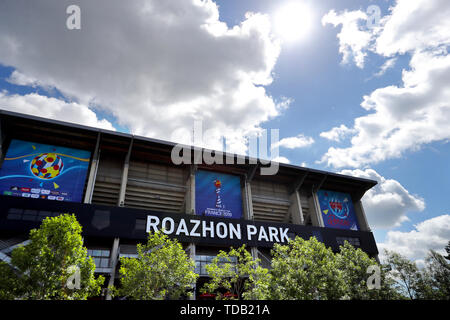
[0,109,377,189]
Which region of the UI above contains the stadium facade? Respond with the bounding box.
[0,110,378,299]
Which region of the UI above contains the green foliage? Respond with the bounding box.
[201,245,272,300]
[422,250,450,299]
[0,214,104,300]
[269,236,346,300]
[383,249,432,300]
[114,231,198,300]
[200,238,415,300]
[445,241,450,261]
[336,241,399,300]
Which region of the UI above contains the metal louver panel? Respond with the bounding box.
[251,180,290,223]
[91,153,123,206]
[124,161,186,213]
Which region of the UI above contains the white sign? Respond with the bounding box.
[146,215,290,244]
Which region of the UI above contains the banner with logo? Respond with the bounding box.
[317,189,359,230]
[195,170,243,219]
[0,139,91,203]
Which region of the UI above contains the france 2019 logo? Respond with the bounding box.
[195,170,243,219]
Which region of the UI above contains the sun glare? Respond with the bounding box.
[273,2,313,43]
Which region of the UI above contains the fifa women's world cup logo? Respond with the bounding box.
[214,179,223,209]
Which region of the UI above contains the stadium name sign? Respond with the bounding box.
[146,215,291,246]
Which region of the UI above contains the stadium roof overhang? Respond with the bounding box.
[0,109,377,201]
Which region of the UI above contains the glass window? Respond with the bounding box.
[7,208,22,220]
[88,248,111,270]
[336,237,361,247]
[195,254,237,276]
[22,210,38,221]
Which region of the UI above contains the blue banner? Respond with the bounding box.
[195,170,243,219]
[317,189,359,230]
[0,139,91,203]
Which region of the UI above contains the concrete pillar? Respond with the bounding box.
[106,237,120,300]
[289,190,304,225]
[243,178,254,221]
[187,243,196,300]
[188,165,196,214]
[118,139,133,207]
[251,247,258,262]
[354,200,371,231]
[187,165,197,300]
[84,132,101,204]
[0,119,4,168]
[308,192,324,227]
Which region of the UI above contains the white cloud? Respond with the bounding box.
[320,50,450,168]
[373,57,397,77]
[322,9,374,68]
[319,124,356,142]
[271,156,290,164]
[0,91,115,131]
[271,134,314,149]
[6,70,39,87]
[378,214,450,263]
[0,0,283,155]
[340,168,425,230]
[375,0,450,56]
[320,0,450,168]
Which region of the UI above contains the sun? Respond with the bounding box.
[273,2,313,43]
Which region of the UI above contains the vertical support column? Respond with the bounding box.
[251,247,258,262]
[308,191,324,227]
[187,165,197,299]
[245,170,258,272]
[0,118,4,168]
[241,177,250,220]
[118,138,133,207]
[106,237,120,300]
[243,177,254,221]
[309,175,326,228]
[187,243,196,300]
[188,165,196,215]
[289,190,304,225]
[354,200,370,231]
[84,132,101,204]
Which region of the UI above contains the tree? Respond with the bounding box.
[114,231,198,300]
[423,249,450,299]
[0,214,104,300]
[201,245,271,300]
[269,236,346,300]
[383,250,428,299]
[444,241,450,261]
[336,241,400,300]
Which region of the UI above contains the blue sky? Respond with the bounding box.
[210,0,450,261]
[0,0,449,262]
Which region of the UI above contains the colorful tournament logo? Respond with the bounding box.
[0,139,91,203]
[195,170,243,219]
[30,153,63,179]
[317,189,359,230]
